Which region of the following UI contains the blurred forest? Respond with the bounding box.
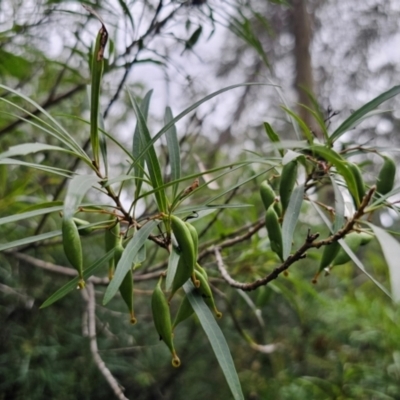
[1,1,400,399]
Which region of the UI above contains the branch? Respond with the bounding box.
[214,186,376,291]
[85,283,129,400]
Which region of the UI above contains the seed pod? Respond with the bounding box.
[313,241,341,283]
[359,231,373,245]
[151,277,181,367]
[348,162,365,206]
[73,218,94,236]
[376,156,396,195]
[105,219,120,280]
[265,204,283,261]
[172,294,194,330]
[279,160,298,214]
[195,263,208,280]
[114,240,136,324]
[331,232,363,267]
[62,217,85,288]
[260,181,276,211]
[170,215,195,274]
[185,222,198,264]
[168,255,192,302]
[195,270,222,318]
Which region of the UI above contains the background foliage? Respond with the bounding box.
[1,1,400,399]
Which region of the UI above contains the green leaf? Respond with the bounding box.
[282,184,304,260]
[90,25,107,166]
[63,175,99,219]
[164,106,181,199]
[368,223,400,302]
[263,122,283,156]
[311,145,359,202]
[103,220,158,305]
[40,250,114,309]
[132,90,153,199]
[0,230,61,251]
[0,205,63,226]
[281,106,314,144]
[330,176,345,233]
[166,247,180,291]
[0,143,70,160]
[128,91,168,213]
[184,282,244,400]
[0,158,73,177]
[330,85,400,143]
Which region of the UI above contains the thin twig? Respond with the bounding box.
[85,283,129,400]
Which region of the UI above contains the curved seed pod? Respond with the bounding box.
[73,218,94,236]
[62,217,85,288]
[279,160,298,214]
[359,231,373,245]
[185,222,198,263]
[312,241,340,283]
[105,219,120,280]
[170,215,195,274]
[348,163,365,206]
[274,201,283,218]
[114,240,136,324]
[172,294,194,330]
[265,205,283,261]
[260,180,276,211]
[376,156,396,195]
[194,270,222,318]
[168,256,192,302]
[195,263,208,280]
[331,232,363,267]
[151,277,181,367]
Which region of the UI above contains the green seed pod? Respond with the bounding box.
[195,270,222,318]
[279,160,298,214]
[195,263,208,280]
[348,162,365,206]
[170,215,195,274]
[313,241,341,283]
[260,180,276,211]
[105,219,120,280]
[172,294,194,330]
[168,255,192,302]
[73,218,94,236]
[114,240,136,324]
[151,277,181,367]
[185,222,198,264]
[62,217,85,288]
[332,232,363,267]
[359,231,373,245]
[265,205,283,261]
[376,156,396,195]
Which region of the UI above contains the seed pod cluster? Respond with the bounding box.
[376,155,396,195]
[279,160,298,214]
[152,277,181,367]
[62,217,85,289]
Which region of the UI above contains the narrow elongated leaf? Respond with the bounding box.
[128,92,168,213]
[281,106,314,144]
[135,83,276,167]
[90,24,108,166]
[40,250,114,309]
[330,176,345,232]
[0,143,70,160]
[166,247,180,291]
[0,230,61,251]
[0,206,63,226]
[63,175,99,219]
[311,145,358,202]
[164,106,181,199]
[103,220,158,304]
[330,85,400,143]
[184,282,244,400]
[263,122,283,156]
[0,158,73,177]
[132,90,153,199]
[368,223,400,302]
[282,184,304,259]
